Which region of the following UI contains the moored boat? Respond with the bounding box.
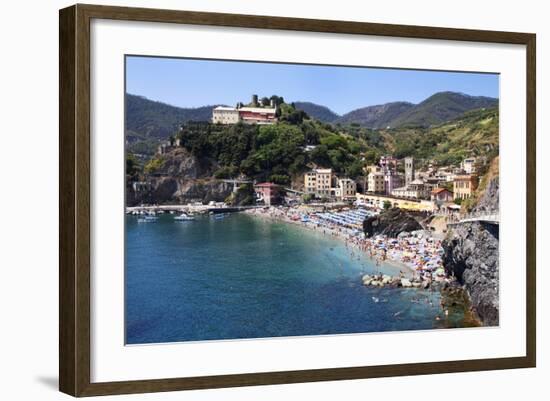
[174,213,195,221]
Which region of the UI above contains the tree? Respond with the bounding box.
[383,200,392,210]
[126,153,140,177]
[302,193,314,203]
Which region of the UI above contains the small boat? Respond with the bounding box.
[138,215,158,223]
[214,213,227,220]
[174,213,195,221]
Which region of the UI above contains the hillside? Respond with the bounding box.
[125,91,498,157]
[293,101,340,123]
[382,106,499,166]
[389,92,498,128]
[126,94,217,154]
[337,101,414,128]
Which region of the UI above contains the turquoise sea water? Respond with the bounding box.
[125,213,459,344]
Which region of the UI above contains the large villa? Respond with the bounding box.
[212,95,277,125]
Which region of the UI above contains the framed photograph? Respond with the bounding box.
[59,4,536,397]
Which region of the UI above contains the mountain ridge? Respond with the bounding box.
[125,91,498,154]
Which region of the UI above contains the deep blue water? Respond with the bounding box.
[125,213,456,344]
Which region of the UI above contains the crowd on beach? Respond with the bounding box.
[245,206,450,284]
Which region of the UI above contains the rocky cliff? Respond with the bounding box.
[363,208,424,238]
[443,175,500,326]
[127,148,239,206]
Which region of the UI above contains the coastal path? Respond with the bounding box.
[446,210,499,226]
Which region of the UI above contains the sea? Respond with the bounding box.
[125,213,464,344]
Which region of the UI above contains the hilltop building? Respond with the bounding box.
[212,105,277,125]
[156,138,181,155]
[453,174,479,200]
[211,106,240,124]
[212,95,277,125]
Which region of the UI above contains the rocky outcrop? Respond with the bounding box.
[443,221,499,326]
[363,208,423,238]
[443,173,500,326]
[156,147,210,179]
[127,147,235,205]
[475,176,499,213]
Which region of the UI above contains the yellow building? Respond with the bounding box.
[304,168,333,198]
[453,174,479,200]
[356,193,435,212]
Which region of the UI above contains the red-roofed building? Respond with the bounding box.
[430,187,454,202]
[254,182,283,205]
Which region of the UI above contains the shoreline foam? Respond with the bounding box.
[244,207,416,277]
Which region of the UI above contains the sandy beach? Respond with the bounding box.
[244,206,448,284]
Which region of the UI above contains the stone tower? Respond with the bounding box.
[405,157,415,186]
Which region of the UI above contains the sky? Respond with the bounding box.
[126,56,499,115]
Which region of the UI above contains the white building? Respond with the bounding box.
[367,171,385,193]
[337,178,357,199]
[212,106,240,124]
[461,157,477,174]
[391,179,429,199]
[212,104,277,125]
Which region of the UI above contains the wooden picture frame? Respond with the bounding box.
[59,3,536,397]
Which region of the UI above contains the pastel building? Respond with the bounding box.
[379,155,398,172]
[337,178,357,200]
[383,172,404,195]
[367,171,385,193]
[212,95,278,125]
[254,182,282,206]
[431,188,454,202]
[304,168,333,198]
[453,174,479,200]
[211,106,240,124]
[391,179,429,199]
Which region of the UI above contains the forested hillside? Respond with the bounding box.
[137,103,498,188]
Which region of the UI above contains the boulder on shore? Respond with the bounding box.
[400,278,412,288]
[363,208,423,238]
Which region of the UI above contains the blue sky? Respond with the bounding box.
[126,56,499,115]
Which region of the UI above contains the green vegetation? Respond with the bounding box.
[334,92,497,129]
[126,94,217,155]
[176,103,370,182]
[130,95,499,190]
[381,107,499,166]
[144,156,165,174]
[225,183,254,206]
[126,153,140,178]
[293,101,340,123]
